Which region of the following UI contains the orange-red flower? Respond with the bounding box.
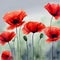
[3,10,27,29]
[22,21,46,34]
[44,3,60,19]
[44,27,60,43]
[0,31,16,45]
[1,51,13,60]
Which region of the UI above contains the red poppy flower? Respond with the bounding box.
[44,3,60,19]
[3,10,27,29]
[0,31,16,45]
[1,51,13,60]
[44,27,60,43]
[22,21,46,34]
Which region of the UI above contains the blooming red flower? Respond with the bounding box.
[22,21,46,34]
[44,3,60,19]
[0,31,16,45]
[1,51,13,60]
[44,27,60,43]
[3,10,27,29]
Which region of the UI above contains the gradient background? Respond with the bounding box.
[0,0,60,60]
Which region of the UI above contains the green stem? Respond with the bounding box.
[32,33,34,60]
[50,17,53,60]
[8,42,14,60]
[38,39,41,60]
[16,28,19,60]
[50,17,53,27]
[12,38,16,60]
[52,42,53,60]
[26,41,28,60]
[19,27,21,59]
[8,42,12,52]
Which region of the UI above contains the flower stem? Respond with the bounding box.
[38,39,41,60]
[12,38,16,60]
[8,42,12,52]
[50,17,53,27]
[52,42,53,60]
[32,33,34,60]
[16,28,19,60]
[50,16,53,60]
[8,42,14,60]
[26,41,28,60]
[19,27,21,59]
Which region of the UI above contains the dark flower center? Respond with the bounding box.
[53,11,58,16]
[5,55,9,59]
[13,19,19,24]
[53,6,59,16]
[51,34,58,38]
[1,35,8,42]
[32,29,37,33]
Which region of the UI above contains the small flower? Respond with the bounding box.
[44,27,60,42]
[0,31,16,45]
[22,21,46,34]
[44,3,60,19]
[1,51,13,60]
[3,10,27,30]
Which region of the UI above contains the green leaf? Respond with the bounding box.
[23,36,27,41]
[40,33,43,39]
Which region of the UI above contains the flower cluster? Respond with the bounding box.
[0,3,60,60]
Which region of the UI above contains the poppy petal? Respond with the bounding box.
[8,32,16,41]
[3,11,20,22]
[44,27,60,42]
[19,10,27,21]
[0,36,6,45]
[44,3,60,19]
[46,38,53,43]
[1,51,13,60]
[7,25,16,30]
[46,38,59,43]
[3,10,27,29]
[37,23,46,32]
[22,21,46,34]
[0,32,16,45]
[22,24,30,34]
[45,3,58,15]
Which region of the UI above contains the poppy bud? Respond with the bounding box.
[40,33,43,39]
[23,36,27,41]
[36,54,40,58]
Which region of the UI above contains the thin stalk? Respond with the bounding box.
[19,27,21,59]
[50,17,53,27]
[8,42,14,60]
[12,38,16,60]
[52,42,53,60]
[8,42,12,53]
[57,1,59,60]
[32,33,34,60]
[16,28,19,60]
[26,41,28,60]
[50,16,53,60]
[38,39,41,60]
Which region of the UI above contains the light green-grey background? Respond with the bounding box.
[0,0,60,60]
